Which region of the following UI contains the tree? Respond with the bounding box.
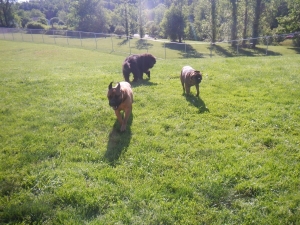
[114,25,125,37]
[211,0,217,43]
[160,3,186,42]
[230,0,238,46]
[70,0,109,33]
[252,0,262,47]
[145,21,160,37]
[277,0,300,46]
[50,16,59,28]
[0,0,16,27]
[277,0,300,33]
[242,0,249,47]
[138,0,144,38]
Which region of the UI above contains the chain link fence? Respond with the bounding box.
[0,28,299,59]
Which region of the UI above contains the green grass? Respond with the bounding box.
[0,40,299,224]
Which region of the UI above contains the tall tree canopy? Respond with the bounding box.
[3,0,300,46]
[69,0,109,33]
[160,3,186,42]
[0,0,16,27]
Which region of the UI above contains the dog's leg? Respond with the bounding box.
[195,84,200,97]
[123,71,130,82]
[181,81,185,94]
[120,107,131,131]
[115,110,123,127]
[185,85,191,95]
[180,73,185,94]
[131,67,140,82]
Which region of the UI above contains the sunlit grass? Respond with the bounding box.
[0,40,299,224]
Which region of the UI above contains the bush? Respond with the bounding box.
[114,25,125,38]
[26,22,46,30]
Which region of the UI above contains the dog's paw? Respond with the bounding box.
[120,124,127,132]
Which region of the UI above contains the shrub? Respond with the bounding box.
[26,22,46,30]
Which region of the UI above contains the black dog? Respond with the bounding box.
[122,53,156,82]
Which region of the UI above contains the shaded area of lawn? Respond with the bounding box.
[211,45,282,57]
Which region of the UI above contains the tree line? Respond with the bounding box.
[0,0,299,46]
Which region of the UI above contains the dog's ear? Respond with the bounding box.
[116,82,121,91]
[108,82,113,90]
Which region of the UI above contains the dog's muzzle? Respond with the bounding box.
[109,100,121,110]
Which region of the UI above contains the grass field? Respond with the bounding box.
[0,40,299,224]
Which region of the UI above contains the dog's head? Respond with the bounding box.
[144,53,156,69]
[107,82,123,110]
[191,71,202,84]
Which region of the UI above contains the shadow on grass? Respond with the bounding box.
[105,113,133,166]
[184,95,209,113]
[135,39,153,50]
[211,45,282,57]
[288,47,300,54]
[130,79,158,87]
[163,42,204,58]
[117,39,129,46]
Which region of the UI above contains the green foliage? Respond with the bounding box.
[0,0,16,27]
[114,25,126,37]
[38,17,48,25]
[13,0,300,46]
[160,3,186,42]
[0,40,300,224]
[145,21,160,37]
[50,17,59,26]
[70,0,109,33]
[26,21,46,29]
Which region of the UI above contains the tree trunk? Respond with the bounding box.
[231,0,238,47]
[252,0,262,48]
[124,1,129,40]
[242,0,249,47]
[211,0,216,44]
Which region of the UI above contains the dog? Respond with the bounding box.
[107,81,133,131]
[122,53,156,82]
[180,66,202,97]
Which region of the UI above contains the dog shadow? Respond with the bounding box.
[184,94,210,113]
[104,113,133,166]
[130,79,158,87]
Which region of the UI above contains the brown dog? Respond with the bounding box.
[180,66,202,97]
[107,82,133,131]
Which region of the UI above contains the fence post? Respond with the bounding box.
[1,28,5,39]
[164,42,166,59]
[66,30,69,45]
[129,36,131,55]
[42,30,44,43]
[146,39,148,53]
[30,29,33,42]
[12,29,14,40]
[80,32,82,47]
[21,29,24,41]
[111,34,114,52]
[53,30,56,44]
[266,36,269,55]
[94,33,97,49]
[210,42,212,58]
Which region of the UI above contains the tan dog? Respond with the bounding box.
[180,65,202,97]
[107,82,133,131]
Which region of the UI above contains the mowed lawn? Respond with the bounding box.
[0,40,299,224]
